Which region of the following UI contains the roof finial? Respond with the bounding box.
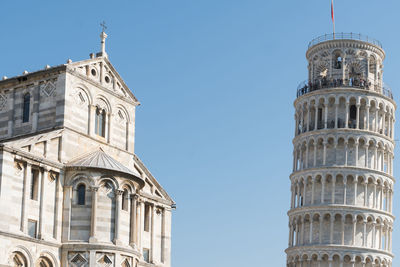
[99,21,108,58]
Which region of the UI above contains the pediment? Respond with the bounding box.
[68,57,139,104]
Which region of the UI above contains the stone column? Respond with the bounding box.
[352,219,357,246]
[374,146,378,170]
[341,217,345,245]
[319,216,323,244]
[305,145,309,168]
[356,104,360,129]
[343,178,347,205]
[380,186,384,210]
[345,102,349,128]
[130,194,138,248]
[372,223,376,249]
[138,200,144,251]
[330,216,334,243]
[89,186,99,243]
[307,106,310,132]
[311,178,315,204]
[355,141,359,167]
[365,145,369,168]
[300,218,305,245]
[313,143,317,167]
[323,142,327,165]
[363,182,368,207]
[334,103,338,128]
[61,185,72,242]
[38,168,48,239]
[309,219,313,244]
[53,171,62,239]
[354,179,358,206]
[379,224,383,249]
[21,162,31,233]
[107,113,112,143]
[161,207,166,263]
[288,222,292,247]
[321,177,325,204]
[375,109,379,132]
[314,106,318,131]
[89,105,96,136]
[366,104,370,130]
[114,189,123,245]
[373,183,377,209]
[331,177,336,204]
[302,181,307,206]
[151,204,156,263]
[363,220,367,246]
[7,88,15,137]
[324,104,328,129]
[344,142,348,166]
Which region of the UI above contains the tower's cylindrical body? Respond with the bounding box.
[286,33,396,267]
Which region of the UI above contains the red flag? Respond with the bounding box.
[331,0,335,23]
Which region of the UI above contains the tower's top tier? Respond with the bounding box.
[297,33,392,100]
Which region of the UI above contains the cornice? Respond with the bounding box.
[290,166,395,183]
[287,205,395,220]
[306,39,385,61]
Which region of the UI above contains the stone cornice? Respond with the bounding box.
[293,128,396,147]
[0,144,64,169]
[0,65,66,91]
[306,39,385,61]
[290,166,395,183]
[0,230,61,248]
[294,87,396,108]
[62,242,141,257]
[285,245,393,258]
[287,205,395,221]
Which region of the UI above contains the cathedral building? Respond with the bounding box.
[286,33,395,266]
[0,30,175,267]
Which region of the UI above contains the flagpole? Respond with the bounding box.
[332,0,335,39]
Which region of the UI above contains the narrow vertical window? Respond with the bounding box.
[77,184,86,205]
[122,189,129,211]
[143,248,150,263]
[95,107,106,137]
[22,93,30,123]
[144,203,150,232]
[30,169,39,200]
[28,219,37,238]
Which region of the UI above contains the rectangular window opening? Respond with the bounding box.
[144,204,150,232]
[28,219,37,238]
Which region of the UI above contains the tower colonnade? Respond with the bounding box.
[285,34,396,267]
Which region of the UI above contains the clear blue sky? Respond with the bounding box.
[1,1,400,266]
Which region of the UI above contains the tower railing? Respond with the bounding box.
[308,33,383,48]
[296,79,393,99]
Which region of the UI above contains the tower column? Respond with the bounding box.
[89,186,99,242]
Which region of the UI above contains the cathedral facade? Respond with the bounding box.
[0,31,174,267]
[287,34,395,266]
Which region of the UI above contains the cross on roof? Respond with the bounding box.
[100,21,107,32]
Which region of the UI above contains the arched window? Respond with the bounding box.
[22,93,30,123]
[95,107,106,137]
[37,257,53,267]
[77,184,86,205]
[122,189,129,211]
[12,252,27,267]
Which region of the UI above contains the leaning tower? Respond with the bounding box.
[286,33,396,267]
